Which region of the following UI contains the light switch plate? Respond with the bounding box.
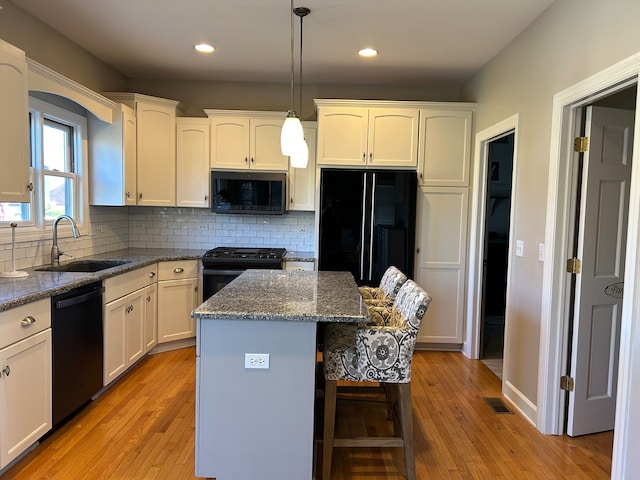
[538,243,545,262]
[515,240,524,257]
[245,353,270,369]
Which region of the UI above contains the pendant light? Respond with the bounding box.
[290,6,310,168]
[280,0,304,156]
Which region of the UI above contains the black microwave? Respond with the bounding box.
[210,170,287,214]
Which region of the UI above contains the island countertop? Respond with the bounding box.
[192,269,370,323]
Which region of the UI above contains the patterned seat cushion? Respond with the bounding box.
[324,280,432,384]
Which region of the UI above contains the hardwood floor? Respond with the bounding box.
[2,348,612,479]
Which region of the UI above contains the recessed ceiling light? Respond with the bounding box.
[195,43,215,53]
[358,48,378,58]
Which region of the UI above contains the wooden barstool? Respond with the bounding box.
[322,280,432,480]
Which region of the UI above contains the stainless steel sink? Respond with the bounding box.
[36,260,130,273]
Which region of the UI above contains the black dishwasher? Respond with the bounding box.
[51,281,104,427]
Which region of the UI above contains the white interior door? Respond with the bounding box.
[568,106,635,436]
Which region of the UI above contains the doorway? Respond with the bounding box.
[480,133,514,375]
[564,88,636,437]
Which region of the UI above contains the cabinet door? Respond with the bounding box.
[123,106,138,205]
[103,296,127,385]
[144,284,158,352]
[414,187,468,344]
[210,117,250,170]
[89,104,137,206]
[316,107,368,166]
[177,118,210,207]
[157,278,198,343]
[0,41,30,203]
[418,110,472,186]
[368,108,419,168]
[288,125,317,211]
[250,117,289,171]
[125,291,145,366]
[136,101,177,206]
[0,329,52,469]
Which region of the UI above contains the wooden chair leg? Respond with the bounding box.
[323,379,338,480]
[398,382,415,480]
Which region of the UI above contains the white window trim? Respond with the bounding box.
[0,97,89,243]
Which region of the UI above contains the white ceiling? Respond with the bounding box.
[10,0,556,86]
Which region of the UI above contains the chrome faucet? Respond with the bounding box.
[51,215,81,265]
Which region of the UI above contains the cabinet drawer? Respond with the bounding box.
[0,299,51,349]
[104,268,146,303]
[158,260,198,280]
[145,263,158,285]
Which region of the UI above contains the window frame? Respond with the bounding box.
[0,96,89,242]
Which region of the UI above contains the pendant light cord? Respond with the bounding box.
[298,11,303,119]
[289,0,295,113]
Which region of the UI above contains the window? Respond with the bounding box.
[0,96,87,234]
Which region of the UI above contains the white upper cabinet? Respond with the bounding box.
[89,103,137,206]
[176,117,210,208]
[288,123,317,212]
[417,109,473,187]
[135,98,180,206]
[315,101,419,168]
[102,93,183,207]
[0,40,30,203]
[207,110,289,171]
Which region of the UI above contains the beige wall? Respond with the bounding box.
[463,0,640,409]
[0,0,126,92]
[127,78,464,118]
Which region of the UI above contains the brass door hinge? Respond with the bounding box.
[560,375,575,392]
[567,258,581,274]
[574,136,589,153]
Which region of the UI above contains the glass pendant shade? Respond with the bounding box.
[290,137,308,168]
[281,112,304,155]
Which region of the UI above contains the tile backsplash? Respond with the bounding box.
[0,206,315,273]
[128,207,315,250]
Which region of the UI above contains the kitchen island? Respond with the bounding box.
[192,269,369,480]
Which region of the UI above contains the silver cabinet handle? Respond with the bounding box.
[2,366,10,377]
[149,271,156,277]
[21,316,36,327]
[173,267,184,274]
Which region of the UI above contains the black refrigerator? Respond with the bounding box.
[318,168,417,286]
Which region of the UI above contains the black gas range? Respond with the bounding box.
[201,247,286,298]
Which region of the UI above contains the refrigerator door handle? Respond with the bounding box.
[368,172,376,281]
[360,172,368,281]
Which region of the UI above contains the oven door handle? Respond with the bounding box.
[202,269,246,276]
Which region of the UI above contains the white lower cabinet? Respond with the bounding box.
[103,288,145,386]
[0,299,52,469]
[103,265,157,386]
[414,187,469,344]
[144,283,158,352]
[157,260,199,344]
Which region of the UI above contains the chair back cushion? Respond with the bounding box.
[324,280,432,384]
[358,266,407,306]
[378,266,408,300]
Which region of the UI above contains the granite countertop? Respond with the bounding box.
[0,248,204,312]
[193,269,369,323]
[283,251,315,262]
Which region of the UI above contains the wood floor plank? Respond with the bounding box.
[1,348,612,479]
